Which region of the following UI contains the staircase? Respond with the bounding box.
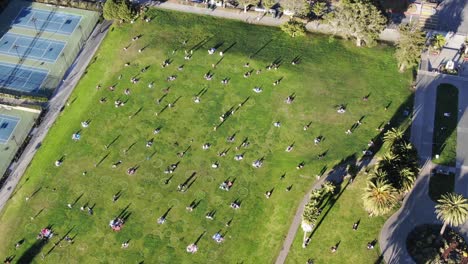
[418,2,439,30]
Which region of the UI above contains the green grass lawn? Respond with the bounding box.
[0,9,412,263]
[428,172,455,202]
[432,84,458,166]
[285,170,390,264]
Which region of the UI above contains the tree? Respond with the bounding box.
[395,23,426,72]
[362,178,398,216]
[238,0,257,13]
[435,193,468,235]
[280,0,308,17]
[117,0,133,22]
[399,168,416,193]
[383,127,404,145]
[103,0,119,20]
[432,34,446,51]
[262,0,277,12]
[301,202,320,247]
[325,1,386,47]
[321,181,335,195]
[311,1,327,18]
[281,18,306,37]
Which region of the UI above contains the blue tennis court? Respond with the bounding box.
[0,114,20,144]
[0,62,48,93]
[13,7,82,35]
[0,33,65,62]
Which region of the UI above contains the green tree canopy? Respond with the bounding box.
[435,193,468,235]
[396,23,426,72]
[103,0,133,22]
[117,0,133,22]
[362,178,398,216]
[280,18,306,37]
[311,1,328,19]
[103,0,119,20]
[325,1,386,47]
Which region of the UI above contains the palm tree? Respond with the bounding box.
[435,193,468,235]
[362,178,398,216]
[301,203,319,247]
[383,128,404,145]
[373,169,388,179]
[399,168,416,193]
[321,181,335,195]
[432,34,446,51]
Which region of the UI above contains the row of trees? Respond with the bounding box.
[301,181,335,247]
[362,128,420,216]
[236,0,328,18]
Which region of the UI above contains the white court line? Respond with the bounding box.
[39,41,52,58]
[0,63,49,93]
[2,33,66,62]
[12,8,81,35]
[0,115,21,144]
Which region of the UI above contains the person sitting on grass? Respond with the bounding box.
[202,143,211,150]
[157,216,166,224]
[253,87,263,93]
[212,232,224,243]
[127,167,136,175]
[230,201,240,209]
[252,159,263,168]
[296,162,305,169]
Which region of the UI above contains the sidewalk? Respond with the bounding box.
[155,1,400,42]
[0,20,112,213]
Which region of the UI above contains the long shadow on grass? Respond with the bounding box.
[302,94,415,249]
[431,84,458,165]
[307,181,351,242]
[16,239,48,263]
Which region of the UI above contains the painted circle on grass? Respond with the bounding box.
[158,175,171,188]
[151,192,162,202]
[167,198,181,208]
[152,158,163,168]
[46,192,59,202]
[99,175,112,185]
[245,97,255,107]
[118,181,129,192]
[135,186,146,198]
[205,175,215,183]
[237,186,249,198]
[24,223,37,234]
[195,190,206,200]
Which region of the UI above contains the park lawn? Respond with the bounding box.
[432,84,458,166]
[428,172,455,202]
[285,170,391,264]
[0,9,412,263]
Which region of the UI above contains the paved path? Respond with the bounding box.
[275,158,375,264]
[155,1,399,42]
[380,70,468,263]
[0,20,112,213]
[436,0,468,34]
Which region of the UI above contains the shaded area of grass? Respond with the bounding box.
[429,171,455,202]
[286,169,390,264]
[0,9,411,263]
[432,84,458,166]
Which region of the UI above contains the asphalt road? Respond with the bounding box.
[437,0,468,33]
